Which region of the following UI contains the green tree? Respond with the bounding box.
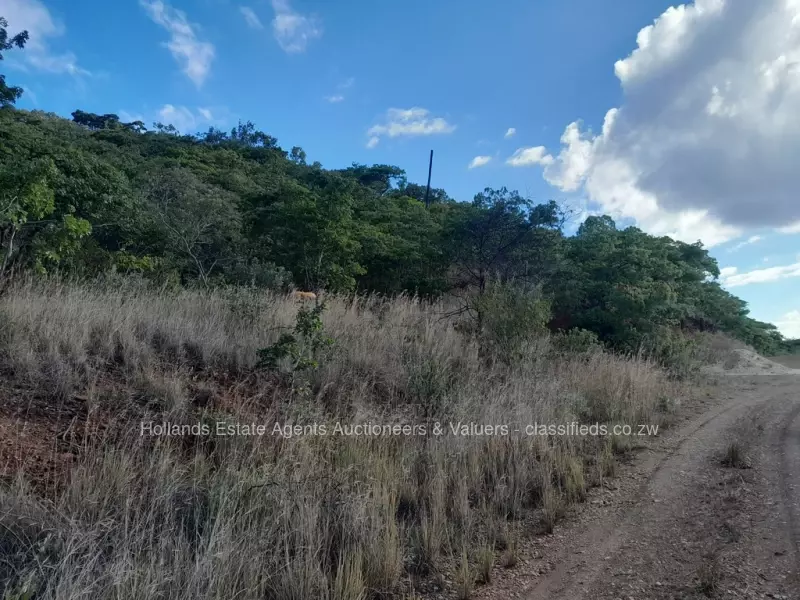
[355,193,446,295]
[139,167,242,285]
[393,182,452,205]
[71,110,123,130]
[340,163,407,196]
[289,146,307,165]
[444,188,564,295]
[259,174,364,292]
[0,158,56,276]
[0,16,28,107]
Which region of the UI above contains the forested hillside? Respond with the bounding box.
[0,17,791,357]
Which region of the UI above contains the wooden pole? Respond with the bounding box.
[424,149,434,207]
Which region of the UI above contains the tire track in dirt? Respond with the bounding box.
[779,399,800,565]
[523,375,800,600]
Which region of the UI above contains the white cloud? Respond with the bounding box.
[0,0,88,75]
[729,235,762,252]
[157,104,219,133]
[270,0,322,53]
[719,261,800,288]
[140,0,214,87]
[504,127,516,138]
[775,310,800,339]
[239,6,263,30]
[20,85,38,105]
[468,156,492,169]
[324,78,354,103]
[367,107,456,147]
[537,0,800,247]
[119,109,145,123]
[779,221,800,234]
[506,146,553,167]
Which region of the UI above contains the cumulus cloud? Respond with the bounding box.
[270,0,322,53]
[325,95,345,103]
[468,156,492,169]
[719,261,800,288]
[536,0,800,246]
[775,310,800,339]
[0,0,88,75]
[506,146,553,167]
[140,0,214,87]
[366,108,455,148]
[504,127,516,138]
[239,6,263,30]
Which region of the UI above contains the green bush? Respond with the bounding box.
[551,328,601,355]
[257,303,334,372]
[226,259,293,291]
[473,282,550,364]
[642,327,703,380]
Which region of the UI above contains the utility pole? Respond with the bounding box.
[424,149,434,207]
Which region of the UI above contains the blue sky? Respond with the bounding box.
[2,0,800,337]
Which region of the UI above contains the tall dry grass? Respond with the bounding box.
[0,278,679,599]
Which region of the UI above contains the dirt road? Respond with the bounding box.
[516,371,800,599]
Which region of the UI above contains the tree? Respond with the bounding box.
[355,193,446,295]
[71,110,122,130]
[139,167,242,286]
[444,188,564,295]
[340,163,407,196]
[289,146,307,165]
[552,218,730,351]
[0,158,56,276]
[439,187,565,333]
[230,120,278,149]
[259,174,364,292]
[0,16,28,107]
[394,182,452,205]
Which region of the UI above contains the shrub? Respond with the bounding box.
[225,259,293,291]
[552,328,601,355]
[642,327,703,380]
[473,282,550,364]
[257,302,334,372]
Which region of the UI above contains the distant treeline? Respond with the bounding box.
[0,16,795,356]
[1,106,794,355]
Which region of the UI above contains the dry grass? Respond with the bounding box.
[696,551,722,596]
[0,278,680,599]
[721,441,751,469]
